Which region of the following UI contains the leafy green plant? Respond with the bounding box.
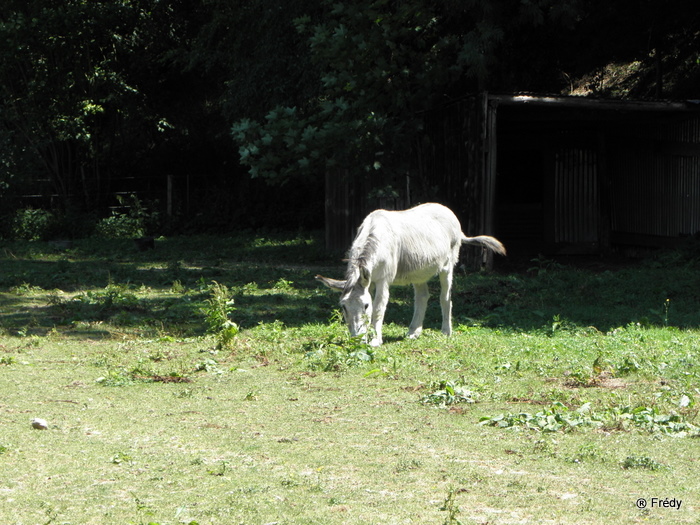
[621,455,666,471]
[208,461,228,477]
[272,278,294,291]
[202,281,239,350]
[55,283,142,322]
[111,451,134,465]
[11,208,55,241]
[439,487,464,525]
[648,298,672,326]
[95,214,144,239]
[394,457,422,473]
[9,282,45,296]
[421,379,478,407]
[94,195,158,239]
[482,402,700,436]
[564,355,609,387]
[303,335,374,371]
[171,279,185,294]
[605,405,700,435]
[96,368,139,387]
[480,402,604,433]
[566,443,607,464]
[615,355,642,376]
[195,358,220,373]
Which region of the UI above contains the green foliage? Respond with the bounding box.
[232,0,445,181]
[0,2,151,204]
[481,402,700,437]
[69,284,141,316]
[421,379,479,407]
[10,208,55,241]
[202,281,239,350]
[94,195,159,239]
[0,356,16,366]
[605,405,700,435]
[96,369,139,387]
[231,0,585,185]
[439,487,464,525]
[95,215,144,239]
[480,402,604,433]
[303,334,374,372]
[614,355,642,376]
[566,443,607,465]
[621,455,666,471]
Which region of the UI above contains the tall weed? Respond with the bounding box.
[202,281,239,350]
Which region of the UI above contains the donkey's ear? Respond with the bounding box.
[315,275,346,292]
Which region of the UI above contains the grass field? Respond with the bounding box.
[1,233,699,524]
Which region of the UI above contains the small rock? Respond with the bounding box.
[31,418,49,430]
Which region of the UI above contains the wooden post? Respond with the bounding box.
[481,97,499,270]
[462,92,499,271]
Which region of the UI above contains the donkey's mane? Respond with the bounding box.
[343,231,380,293]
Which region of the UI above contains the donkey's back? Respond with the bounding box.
[357,203,463,285]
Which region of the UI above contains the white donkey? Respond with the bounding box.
[316,202,506,346]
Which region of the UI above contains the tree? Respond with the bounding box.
[0,1,203,216]
[231,0,582,187]
[1,1,130,209]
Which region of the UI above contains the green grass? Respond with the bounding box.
[1,233,700,524]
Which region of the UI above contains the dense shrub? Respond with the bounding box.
[10,208,55,241]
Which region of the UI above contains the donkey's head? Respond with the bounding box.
[316,267,372,339]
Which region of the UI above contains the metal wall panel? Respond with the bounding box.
[610,116,700,239]
[553,148,599,244]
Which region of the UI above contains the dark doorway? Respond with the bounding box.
[496,145,546,253]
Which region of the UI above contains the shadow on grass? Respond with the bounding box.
[2,236,700,338]
[0,239,341,337]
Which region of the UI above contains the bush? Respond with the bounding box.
[11,208,55,240]
[94,194,159,239]
[95,214,144,239]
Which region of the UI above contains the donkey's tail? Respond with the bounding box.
[461,234,506,256]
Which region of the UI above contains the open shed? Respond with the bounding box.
[415,94,700,254]
[325,93,700,262]
[488,94,700,255]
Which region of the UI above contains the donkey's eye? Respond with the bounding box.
[364,303,370,311]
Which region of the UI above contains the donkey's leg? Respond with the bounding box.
[408,282,429,339]
[439,269,454,336]
[370,281,390,346]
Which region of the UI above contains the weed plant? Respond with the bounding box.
[1,234,700,523]
[202,281,239,350]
